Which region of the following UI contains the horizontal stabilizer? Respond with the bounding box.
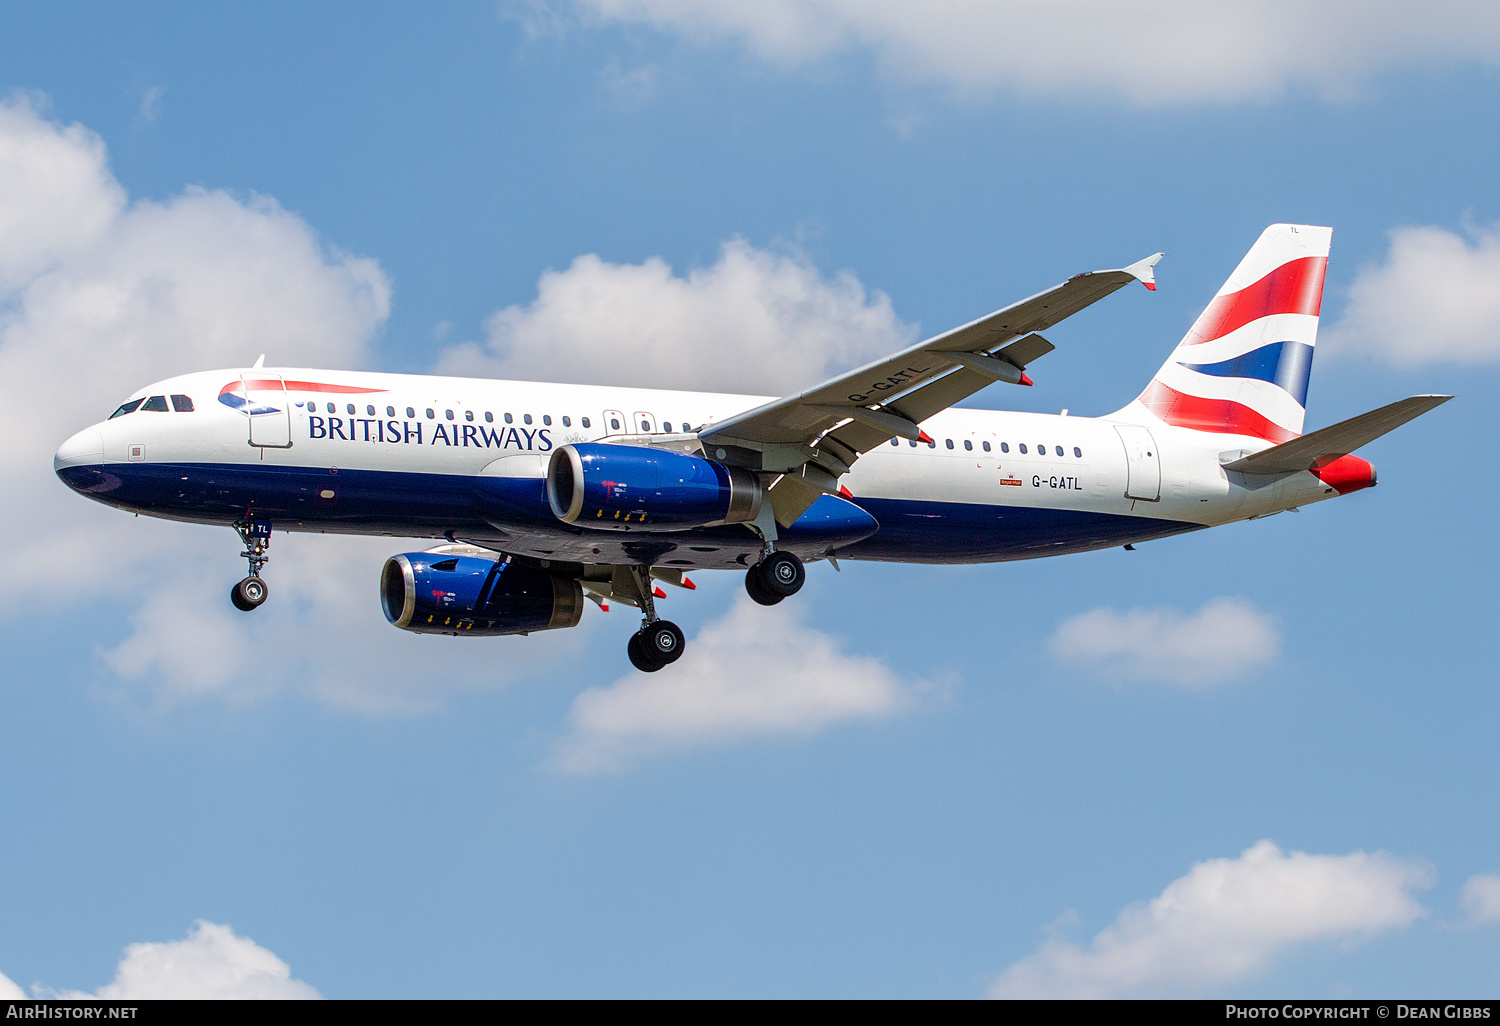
[1222,394,1452,475]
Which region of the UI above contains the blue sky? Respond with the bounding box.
[2,0,1499,998]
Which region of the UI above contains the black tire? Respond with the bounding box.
[759,551,805,598]
[627,632,665,673]
[642,620,685,664]
[231,576,268,611]
[745,565,783,606]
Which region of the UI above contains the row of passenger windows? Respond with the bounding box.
[891,437,1084,458]
[308,403,703,435]
[109,395,194,418]
[310,402,592,430]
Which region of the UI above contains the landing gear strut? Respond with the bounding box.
[745,549,804,606]
[625,565,685,673]
[230,520,271,611]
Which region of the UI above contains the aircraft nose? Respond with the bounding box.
[54,428,104,472]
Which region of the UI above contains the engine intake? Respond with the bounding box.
[547,442,762,531]
[381,553,583,636]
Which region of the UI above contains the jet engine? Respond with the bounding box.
[381,552,583,636]
[546,442,762,531]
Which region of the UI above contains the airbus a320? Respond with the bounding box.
[54,224,1449,671]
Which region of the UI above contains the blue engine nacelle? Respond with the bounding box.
[381,552,584,636]
[546,442,762,531]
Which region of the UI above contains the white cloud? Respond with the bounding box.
[1325,223,1500,366]
[138,86,166,123]
[1049,597,1279,687]
[0,93,123,291]
[31,921,319,1000]
[435,239,914,395]
[0,970,24,999]
[1460,873,1500,924]
[990,840,1432,998]
[553,595,923,773]
[563,0,1500,106]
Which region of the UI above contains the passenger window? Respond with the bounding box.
[927,440,936,448]
[1074,447,1082,458]
[1019,444,1027,454]
[523,414,532,425]
[484,412,493,422]
[543,415,552,426]
[386,406,395,417]
[426,409,434,419]
[504,413,513,424]
[909,439,917,447]
[964,439,973,451]
[445,410,454,421]
[326,402,336,414]
[982,441,991,452]
[1055,446,1064,457]
[141,395,169,412]
[347,404,356,415]
[562,416,572,427]
[945,439,954,449]
[364,405,374,416]
[891,438,899,447]
[1037,443,1045,453]
[610,417,621,430]
[170,395,195,412]
[663,422,672,432]
[1000,442,1009,453]
[109,399,144,419]
[581,417,591,428]
[465,410,474,422]
[406,407,415,418]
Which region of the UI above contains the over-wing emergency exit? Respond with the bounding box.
[54,225,1450,671]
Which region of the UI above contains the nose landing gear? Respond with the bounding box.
[230,520,271,611]
[745,549,804,606]
[624,565,685,673]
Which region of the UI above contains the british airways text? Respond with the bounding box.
[307,416,553,451]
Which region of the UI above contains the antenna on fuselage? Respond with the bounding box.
[252,354,266,369]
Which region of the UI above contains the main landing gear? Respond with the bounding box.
[230,520,271,612]
[625,565,685,673]
[745,549,805,606]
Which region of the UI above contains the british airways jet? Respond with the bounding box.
[54,225,1448,671]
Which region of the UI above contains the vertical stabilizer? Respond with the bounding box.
[1116,224,1331,443]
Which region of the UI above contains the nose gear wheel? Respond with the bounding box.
[230,520,271,612]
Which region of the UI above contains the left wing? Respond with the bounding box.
[698,252,1162,523]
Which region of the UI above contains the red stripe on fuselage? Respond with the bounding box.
[1137,381,1298,443]
[1180,256,1327,346]
[220,380,388,395]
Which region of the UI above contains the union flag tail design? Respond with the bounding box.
[1119,223,1331,443]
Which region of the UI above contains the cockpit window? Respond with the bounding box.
[170,394,195,412]
[140,395,170,412]
[109,399,144,419]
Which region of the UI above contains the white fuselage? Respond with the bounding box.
[54,366,1351,571]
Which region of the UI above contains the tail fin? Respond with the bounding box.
[1117,223,1331,443]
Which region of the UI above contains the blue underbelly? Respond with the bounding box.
[57,462,1202,565]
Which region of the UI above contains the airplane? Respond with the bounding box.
[53,224,1450,672]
